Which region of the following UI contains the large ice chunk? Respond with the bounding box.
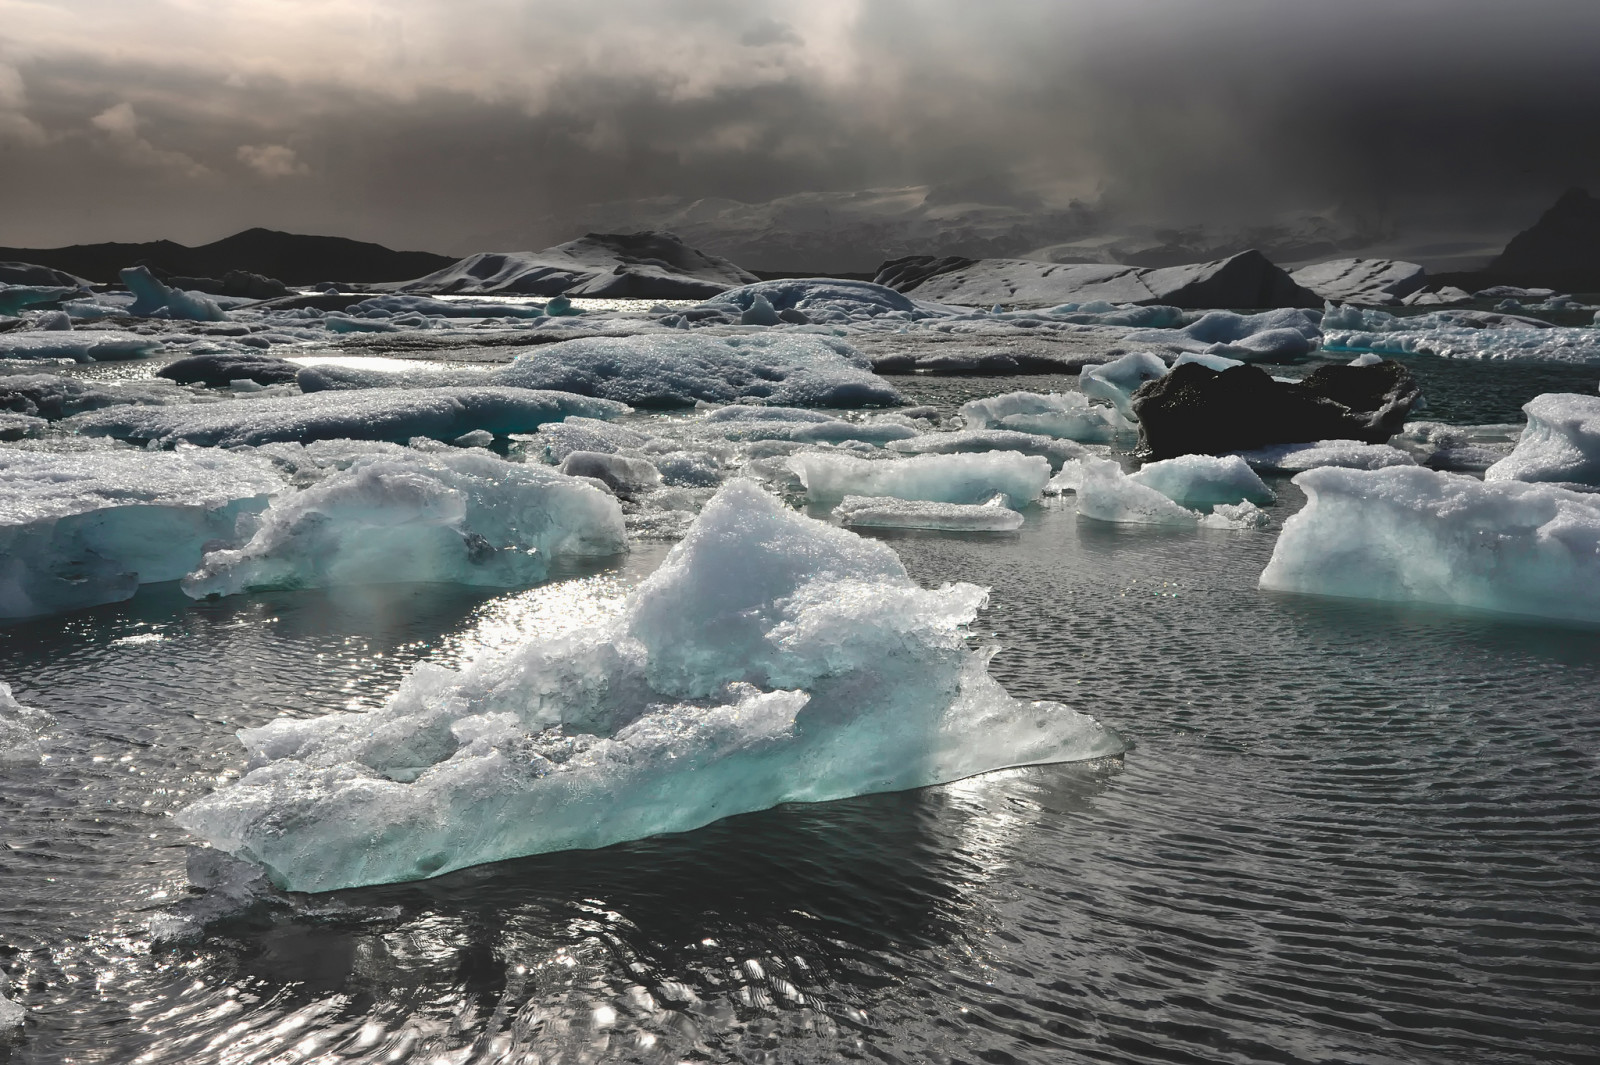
[1260,466,1600,623]
[1233,440,1416,472]
[182,449,625,598]
[121,266,228,322]
[0,449,281,618]
[0,680,52,764]
[833,495,1024,531]
[959,391,1125,443]
[1068,457,1201,526]
[0,330,161,363]
[498,334,901,408]
[1484,394,1600,486]
[64,387,627,448]
[1130,454,1275,508]
[788,451,1051,507]
[175,480,1123,891]
[889,429,1086,468]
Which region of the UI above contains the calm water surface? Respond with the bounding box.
[1,369,1598,1064]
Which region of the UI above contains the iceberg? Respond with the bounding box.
[1320,304,1600,363]
[0,680,52,764]
[158,353,302,387]
[1289,259,1427,306]
[1130,454,1275,509]
[0,330,161,363]
[64,387,628,448]
[1233,439,1416,472]
[0,449,281,618]
[498,333,902,408]
[788,451,1052,507]
[527,416,657,462]
[556,450,662,496]
[1484,394,1600,486]
[1068,457,1202,526]
[959,390,1125,443]
[175,480,1123,891]
[0,284,80,316]
[121,266,228,322]
[1260,466,1600,623]
[1,373,198,420]
[833,494,1024,532]
[182,449,624,598]
[1122,308,1323,362]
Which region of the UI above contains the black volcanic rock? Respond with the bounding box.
[158,353,303,388]
[1130,360,1420,460]
[1488,188,1600,290]
[0,228,455,285]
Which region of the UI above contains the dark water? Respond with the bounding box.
[4,472,1598,1063]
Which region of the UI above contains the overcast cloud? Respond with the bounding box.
[0,0,1596,258]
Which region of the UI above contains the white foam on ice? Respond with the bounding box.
[833,494,1025,531]
[182,449,625,598]
[1130,455,1275,509]
[788,451,1051,507]
[0,448,281,618]
[64,387,629,448]
[1261,465,1600,623]
[175,480,1122,891]
[1484,394,1600,486]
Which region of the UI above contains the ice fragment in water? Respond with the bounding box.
[788,450,1051,508]
[834,495,1024,531]
[1068,457,1201,526]
[1260,465,1600,622]
[1232,439,1416,472]
[1484,394,1600,486]
[0,681,52,764]
[1079,353,1169,419]
[1129,454,1275,509]
[175,480,1122,891]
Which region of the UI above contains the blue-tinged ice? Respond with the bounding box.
[1484,394,1600,486]
[182,449,624,598]
[121,266,228,322]
[1122,309,1322,362]
[175,480,1122,891]
[1078,353,1170,420]
[788,450,1051,507]
[0,285,80,317]
[959,390,1126,443]
[1260,465,1600,622]
[1233,439,1416,473]
[0,449,281,618]
[888,429,1086,469]
[1129,455,1275,509]
[1321,303,1600,363]
[63,387,628,448]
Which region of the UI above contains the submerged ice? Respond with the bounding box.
[176,480,1123,891]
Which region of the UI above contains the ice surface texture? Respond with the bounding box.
[183,449,625,598]
[959,391,1125,443]
[1129,455,1274,509]
[1484,394,1600,486]
[0,449,280,618]
[1321,304,1600,363]
[64,387,627,448]
[1261,466,1600,623]
[176,480,1122,891]
[788,451,1052,508]
[0,330,160,362]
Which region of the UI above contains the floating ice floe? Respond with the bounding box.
[1122,308,1323,362]
[1233,439,1416,472]
[0,988,22,1029]
[1484,394,1600,486]
[959,390,1126,442]
[0,449,281,618]
[692,278,948,325]
[122,266,228,322]
[556,450,662,496]
[0,680,52,764]
[1051,457,1270,529]
[1129,454,1275,509]
[0,330,161,363]
[1079,353,1171,419]
[0,284,80,316]
[1391,421,1521,472]
[788,451,1051,507]
[888,429,1086,469]
[1321,304,1600,363]
[1260,465,1600,623]
[182,448,624,598]
[527,416,659,462]
[833,494,1024,531]
[64,387,627,448]
[0,412,45,440]
[175,480,1123,891]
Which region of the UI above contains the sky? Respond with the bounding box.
[1,0,1597,262]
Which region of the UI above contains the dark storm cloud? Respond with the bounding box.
[0,0,1596,252]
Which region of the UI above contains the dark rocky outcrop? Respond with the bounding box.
[1485,188,1600,292]
[157,353,304,388]
[162,270,290,300]
[1130,360,1421,460]
[0,262,91,288]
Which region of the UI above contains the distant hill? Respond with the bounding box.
[1483,188,1600,291]
[0,228,456,285]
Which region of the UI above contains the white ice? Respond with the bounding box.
[1066,457,1202,526]
[788,451,1052,508]
[175,480,1123,891]
[0,331,161,363]
[1321,304,1600,363]
[888,429,1086,468]
[1260,465,1600,623]
[557,450,663,495]
[122,266,228,322]
[0,448,281,618]
[0,680,52,765]
[1484,394,1600,486]
[182,448,624,598]
[1122,309,1322,362]
[64,387,628,448]
[833,494,1025,532]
